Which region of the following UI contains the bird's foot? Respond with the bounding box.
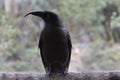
[47,72,68,78]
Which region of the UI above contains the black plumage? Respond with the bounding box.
[25,11,72,76]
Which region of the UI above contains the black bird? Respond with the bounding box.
[25,11,72,76]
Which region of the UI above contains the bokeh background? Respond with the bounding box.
[1,0,120,73]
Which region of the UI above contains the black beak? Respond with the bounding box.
[24,11,44,18]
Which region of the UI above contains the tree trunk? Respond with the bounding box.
[13,0,19,16]
[4,0,12,13]
[103,19,114,43]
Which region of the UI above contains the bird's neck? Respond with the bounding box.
[45,21,64,28]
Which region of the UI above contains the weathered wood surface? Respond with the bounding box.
[0,72,120,80]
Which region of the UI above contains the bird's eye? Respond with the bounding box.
[46,14,50,18]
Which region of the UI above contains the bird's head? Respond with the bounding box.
[25,11,62,26]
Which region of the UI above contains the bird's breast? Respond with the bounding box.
[41,28,69,62]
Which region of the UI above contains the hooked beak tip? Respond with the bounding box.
[24,13,31,17]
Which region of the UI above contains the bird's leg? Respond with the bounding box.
[60,71,68,76]
[47,67,54,78]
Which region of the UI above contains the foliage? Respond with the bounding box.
[1,0,120,72]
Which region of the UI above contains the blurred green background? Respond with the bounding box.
[1,0,120,73]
